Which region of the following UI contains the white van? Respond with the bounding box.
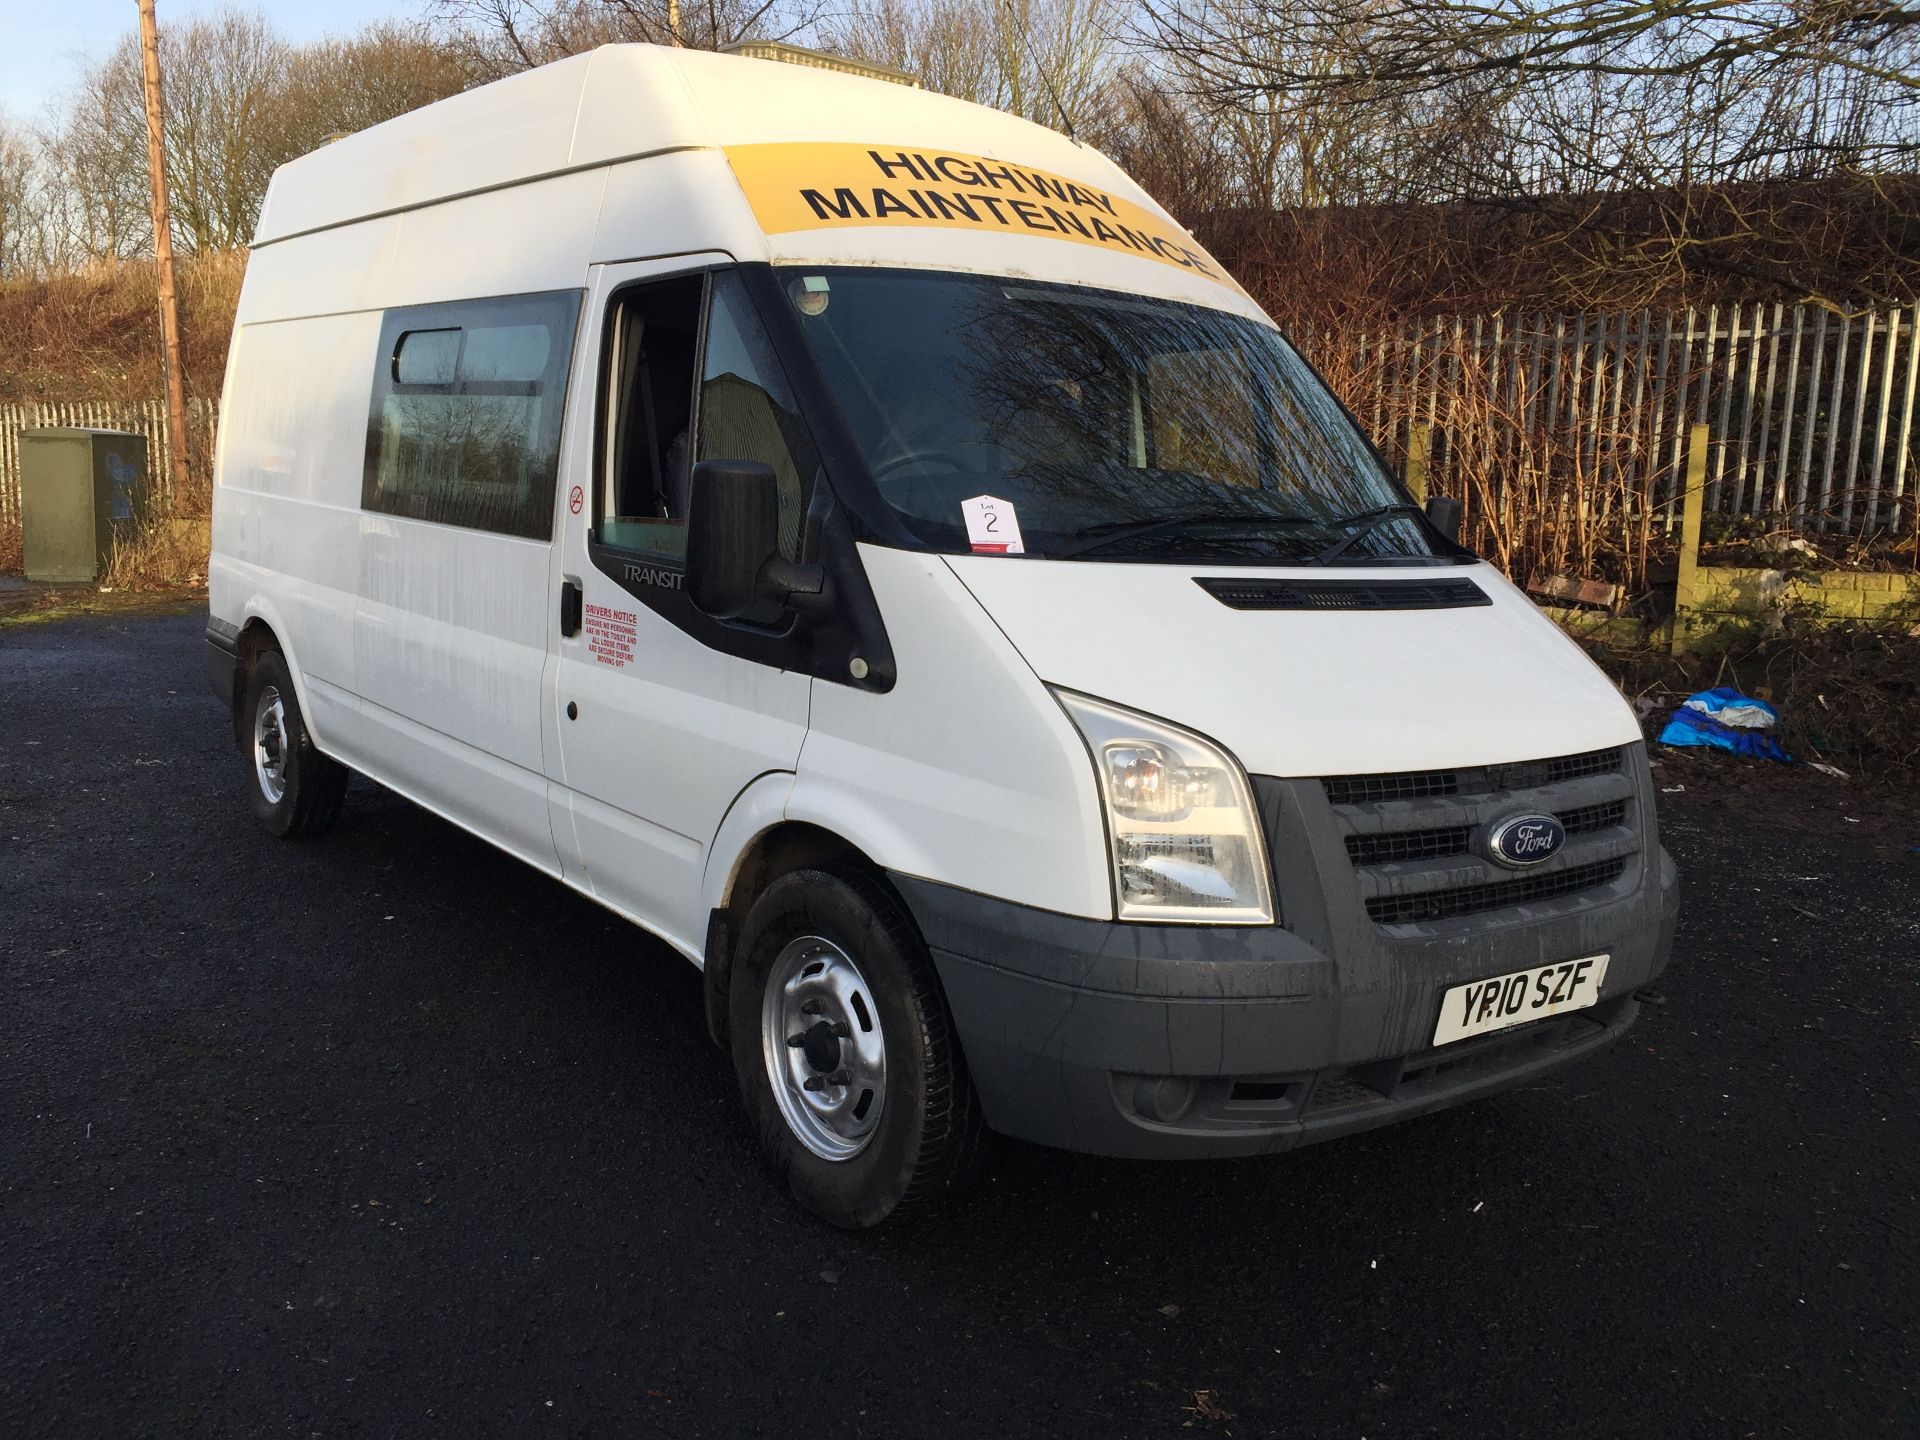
[207,44,1677,1227]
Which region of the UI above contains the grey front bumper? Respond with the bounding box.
[891,845,1678,1160]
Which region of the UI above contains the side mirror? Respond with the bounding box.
[686,459,824,620]
[1424,494,1463,542]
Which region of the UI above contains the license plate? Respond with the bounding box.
[1432,955,1610,1047]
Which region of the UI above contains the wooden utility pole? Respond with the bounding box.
[136,0,192,504]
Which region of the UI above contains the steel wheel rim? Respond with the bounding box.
[761,935,887,1162]
[253,685,289,805]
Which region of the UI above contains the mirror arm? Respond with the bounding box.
[1423,494,1464,543]
[761,556,824,597]
[759,556,831,617]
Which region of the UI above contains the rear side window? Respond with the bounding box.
[364,291,582,539]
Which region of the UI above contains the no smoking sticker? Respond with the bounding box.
[961,495,1024,554]
[568,485,584,515]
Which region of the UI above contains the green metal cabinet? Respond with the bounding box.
[18,427,149,583]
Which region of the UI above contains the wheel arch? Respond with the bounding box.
[228,616,285,745]
[228,602,330,753]
[702,814,913,1053]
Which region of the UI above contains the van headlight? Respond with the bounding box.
[1054,690,1276,925]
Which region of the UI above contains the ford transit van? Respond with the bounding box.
[207,44,1678,1227]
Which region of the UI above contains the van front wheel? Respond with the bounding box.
[731,867,982,1228]
[244,651,347,838]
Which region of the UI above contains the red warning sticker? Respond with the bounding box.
[584,602,637,669]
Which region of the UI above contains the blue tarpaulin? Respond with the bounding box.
[1658,687,1791,763]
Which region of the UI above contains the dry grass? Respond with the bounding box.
[101,517,210,592]
[1,251,236,581]
[0,249,243,404]
[0,519,206,594]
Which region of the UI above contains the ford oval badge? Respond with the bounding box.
[1486,814,1566,869]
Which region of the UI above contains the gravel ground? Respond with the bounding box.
[3,610,1916,1438]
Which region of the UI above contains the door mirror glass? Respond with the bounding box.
[687,459,783,619]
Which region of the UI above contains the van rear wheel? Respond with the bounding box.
[730,866,983,1228]
[245,651,347,838]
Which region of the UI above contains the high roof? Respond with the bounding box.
[252,45,1144,248]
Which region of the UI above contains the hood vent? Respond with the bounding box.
[1195,577,1490,611]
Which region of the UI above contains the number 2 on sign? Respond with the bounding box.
[961,495,1025,555]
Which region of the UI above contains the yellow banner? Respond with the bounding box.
[724,142,1235,289]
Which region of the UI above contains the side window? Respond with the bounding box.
[696,271,818,560]
[597,274,705,558]
[597,270,820,563]
[364,291,581,539]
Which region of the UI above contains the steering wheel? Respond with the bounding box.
[869,447,972,486]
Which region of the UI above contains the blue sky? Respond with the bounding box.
[0,0,423,121]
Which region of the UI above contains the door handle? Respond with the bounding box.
[560,578,583,637]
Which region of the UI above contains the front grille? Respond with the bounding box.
[1560,799,1626,835]
[1310,746,1640,928]
[1303,1070,1388,1114]
[1543,749,1623,785]
[1324,770,1461,805]
[1345,824,1473,866]
[1195,577,1490,612]
[1323,747,1622,806]
[1343,798,1626,867]
[1366,858,1627,925]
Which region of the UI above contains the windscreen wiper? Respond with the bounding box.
[1310,503,1430,566]
[1054,512,1317,560]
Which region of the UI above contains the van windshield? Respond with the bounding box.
[779,267,1438,564]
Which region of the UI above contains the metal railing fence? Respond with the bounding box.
[1311,302,1918,537]
[4,304,1916,544]
[0,397,217,533]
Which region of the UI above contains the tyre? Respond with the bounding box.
[244,650,348,838]
[730,866,983,1228]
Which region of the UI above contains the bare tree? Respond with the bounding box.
[40,14,293,257]
[1134,0,1919,309]
[431,0,824,80]
[0,115,43,276]
[824,0,1129,139]
[1142,0,1918,108]
[159,12,291,253]
[823,0,998,104]
[1099,70,1233,219]
[1139,0,1918,188]
[42,52,152,263]
[1147,18,1452,209]
[269,22,468,146]
[29,13,478,268]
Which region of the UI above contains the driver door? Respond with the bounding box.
[545,256,813,956]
